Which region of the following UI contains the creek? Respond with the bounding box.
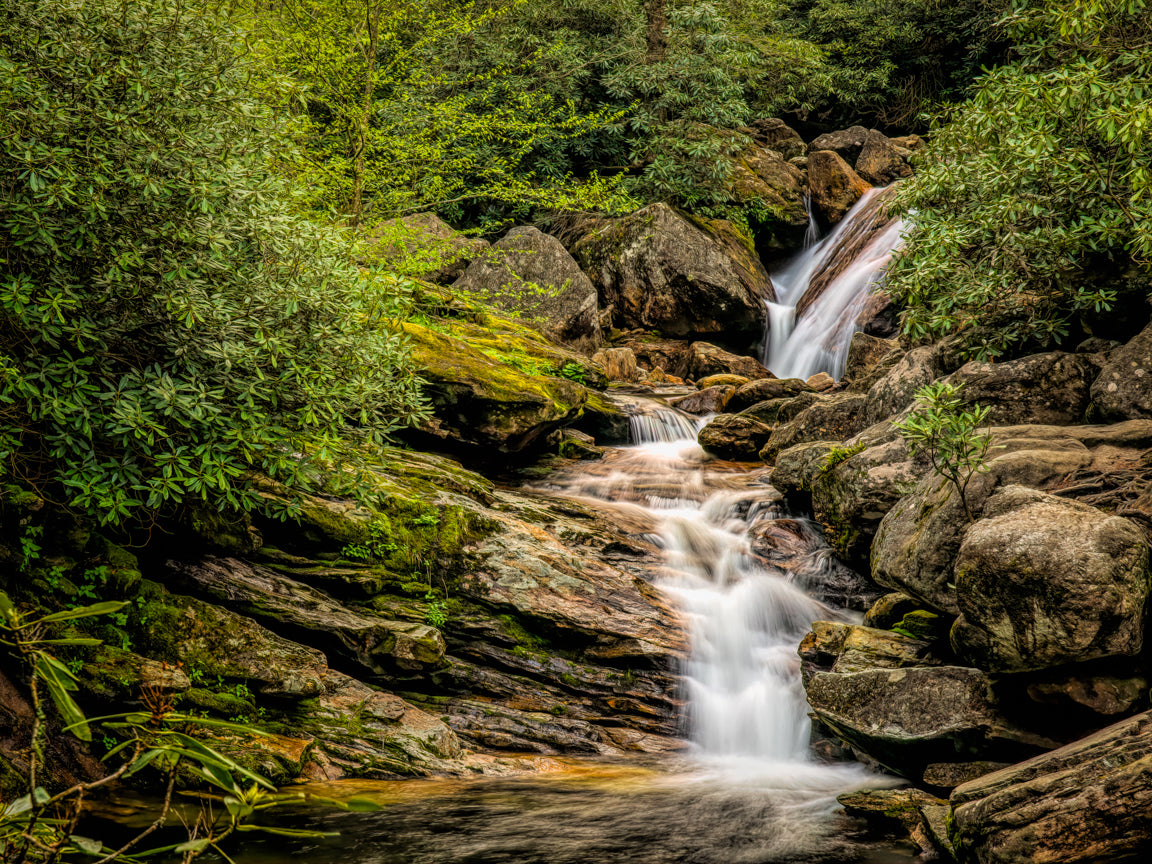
[92,191,909,864]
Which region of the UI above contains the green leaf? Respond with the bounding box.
[37,601,129,624]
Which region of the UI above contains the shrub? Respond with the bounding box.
[887,0,1152,359]
[893,381,994,520]
[0,0,428,526]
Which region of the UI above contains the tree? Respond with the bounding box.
[244,0,633,228]
[0,0,428,527]
[886,0,1152,359]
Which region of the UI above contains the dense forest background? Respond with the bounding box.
[1,0,1149,527]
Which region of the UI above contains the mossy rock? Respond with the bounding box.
[405,321,589,453]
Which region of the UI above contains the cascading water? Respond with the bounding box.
[541,396,875,793]
[765,187,905,381]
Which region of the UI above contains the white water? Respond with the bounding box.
[543,401,875,790]
[765,189,905,381]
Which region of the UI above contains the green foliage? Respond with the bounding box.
[244,0,634,229]
[888,0,1152,359]
[893,382,994,521]
[818,440,867,473]
[783,0,1005,125]
[0,0,428,527]
[0,589,382,863]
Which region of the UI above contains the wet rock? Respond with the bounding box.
[739,397,799,426]
[838,787,946,835]
[810,436,923,562]
[843,332,901,385]
[798,620,853,685]
[406,322,587,453]
[300,670,463,777]
[558,429,604,461]
[808,150,872,224]
[454,226,602,351]
[807,126,870,163]
[361,212,488,284]
[750,520,880,611]
[728,142,810,254]
[1090,320,1152,420]
[854,130,913,186]
[165,556,447,676]
[951,485,1150,673]
[863,593,920,630]
[130,581,329,699]
[918,803,958,861]
[760,393,869,462]
[729,377,811,411]
[571,203,774,341]
[576,391,632,444]
[592,347,640,382]
[806,666,1058,780]
[671,385,736,415]
[698,414,775,460]
[950,710,1152,864]
[687,341,773,380]
[697,373,750,389]
[831,625,936,674]
[806,372,836,391]
[746,117,806,161]
[871,430,1095,614]
[945,351,1096,426]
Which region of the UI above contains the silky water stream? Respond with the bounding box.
[139,400,908,864]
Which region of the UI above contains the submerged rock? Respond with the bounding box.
[950,710,1152,864]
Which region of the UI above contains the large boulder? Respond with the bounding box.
[854,129,913,186]
[671,385,736,415]
[1090,320,1152,420]
[806,665,1057,780]
[807,126,871,163]
[698,414,775,460]
[945,351,1097,426]
[871,429,1096,614]
[950,710,1152,864]
[405,322,587,453]
[361,212,488,284]
[808,150,872,225]
[951,486,1150,672]
[843,332,901,385]
[571,203,774,341]
[453,226,601,352]
[686,341,773,380]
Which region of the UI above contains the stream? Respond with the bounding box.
[90,193,909,863]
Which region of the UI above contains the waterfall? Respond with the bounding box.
[765,188,905,381]
[540,397,871,784]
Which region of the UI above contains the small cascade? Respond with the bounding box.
[765,187,904,381]
[539,395,870,782]
[802,194,821,250]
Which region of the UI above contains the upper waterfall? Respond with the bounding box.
[763,188,905,381]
